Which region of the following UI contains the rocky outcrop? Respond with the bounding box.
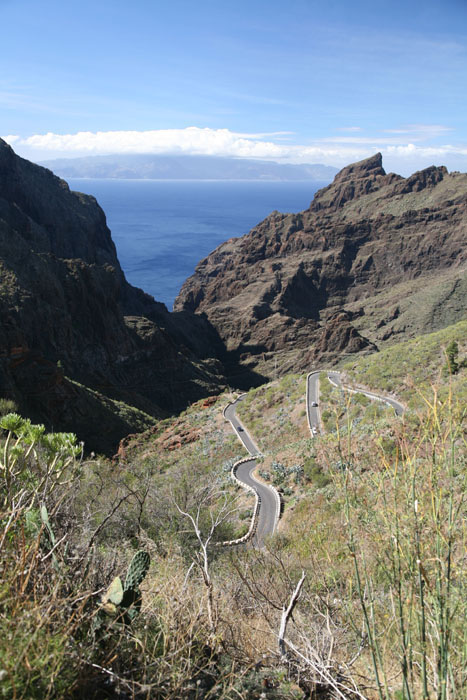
[175,154,467,375]
[310,152,400,212]
[309,311,376,362]
[0,139,229,451]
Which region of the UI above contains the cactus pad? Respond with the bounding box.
[121,587,142,622]
[124,550,150,591]
[102,576,124,605]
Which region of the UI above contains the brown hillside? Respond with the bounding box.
[175,153,466,375]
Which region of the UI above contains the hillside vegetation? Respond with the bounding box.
[1,321,466,698]
[342,319,467,404]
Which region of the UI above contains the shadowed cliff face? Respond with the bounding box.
[0,139,241,452]
[175,153,467,375]
[0,139,119,266]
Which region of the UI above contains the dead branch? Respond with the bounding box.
[278,570,306,659]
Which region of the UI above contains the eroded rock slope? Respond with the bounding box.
[175,153,466,375]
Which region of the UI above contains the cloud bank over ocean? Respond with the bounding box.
[4,126,467,175]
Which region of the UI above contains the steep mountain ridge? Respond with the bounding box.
[175,153,466,375]
[0,138,230,451]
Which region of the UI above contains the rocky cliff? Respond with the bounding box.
[0,138,230,452]
[175,153,466,375]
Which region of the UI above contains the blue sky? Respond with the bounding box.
[1,0,466,174]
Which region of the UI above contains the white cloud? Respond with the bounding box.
[319,136,412,145]
[386,143,467,157]
[7,128,290,159]
[3,126,467,174]
[1,134,19,144]
[383,124,453,139]
[319,124,457,146]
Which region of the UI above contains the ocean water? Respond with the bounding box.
[68,179,326,309]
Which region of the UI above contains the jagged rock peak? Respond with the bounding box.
[393,164,448,195]
[310,152,400,212]
[334,152,385,182]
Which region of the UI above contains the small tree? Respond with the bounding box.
[175,486,238,634]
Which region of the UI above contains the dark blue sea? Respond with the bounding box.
[68,179,326,309]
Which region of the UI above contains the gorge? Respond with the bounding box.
[0,140,465,452]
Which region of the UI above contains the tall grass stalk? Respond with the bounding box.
[340,397,390,700]
[343,468,389,700]
[338,386,466,699]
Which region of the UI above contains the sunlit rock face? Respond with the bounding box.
[175,153,467,375]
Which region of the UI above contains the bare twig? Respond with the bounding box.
[278,570,306,659]
[84,491,134,554]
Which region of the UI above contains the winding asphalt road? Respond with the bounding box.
[306,370,322,434]
[326,371,405,416]
[306,369,404,437]
[225,370,405,546]
[224,396,279,546]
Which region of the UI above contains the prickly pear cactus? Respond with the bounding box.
[124,550,150,591]
[94,550,150,633]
